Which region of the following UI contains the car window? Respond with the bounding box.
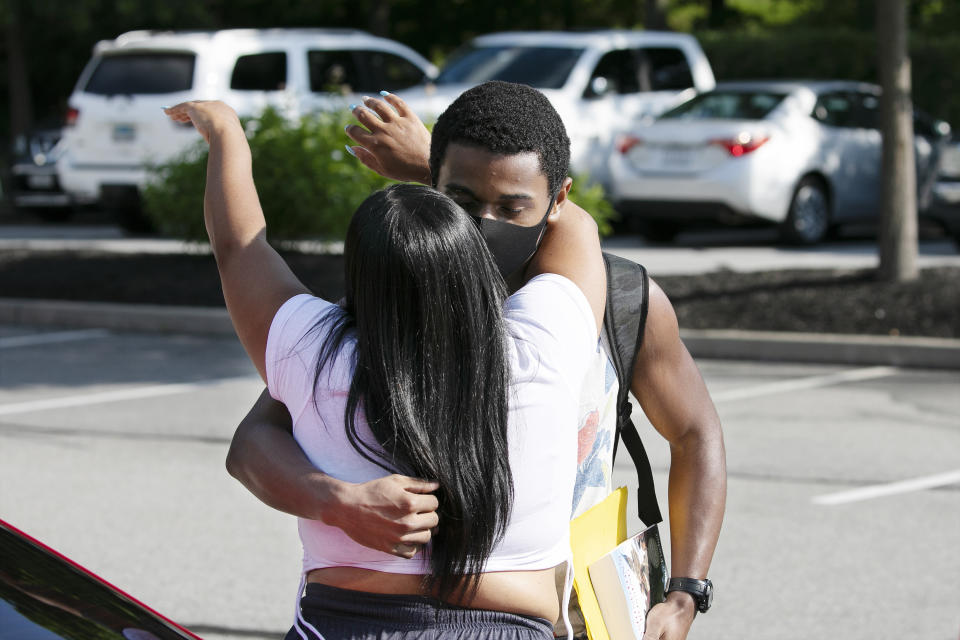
[435,45,583,89]
[358,50,425,92]
[308,50,363,94]
[812,92,857,128]
[0,523,196,639]
[231,52,287,91]
[913,108,950,139]
[642,47,694,91]
[590,49,641,94]
[844,92,880,129]
[589,47,695,96]
[659,91,787,120]
[84,53,195,95]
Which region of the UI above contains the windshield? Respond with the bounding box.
[436,45,583,89]
[660,91,787,121]
[84,52,196,95]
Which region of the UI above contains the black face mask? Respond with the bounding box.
[472,195,555,280]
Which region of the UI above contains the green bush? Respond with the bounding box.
[569,173,617,237]
[144,106,617,244]
[143,107,392,245]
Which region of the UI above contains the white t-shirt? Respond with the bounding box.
[266,273,597,576]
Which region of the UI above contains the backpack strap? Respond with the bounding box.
[600,252,663,526]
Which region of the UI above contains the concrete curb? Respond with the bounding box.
[0,298,234,335]
[2,298,959,369]
[681,328,960,370]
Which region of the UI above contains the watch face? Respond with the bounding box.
[702,580,714,612]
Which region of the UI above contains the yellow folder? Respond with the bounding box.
[569,487,629,640]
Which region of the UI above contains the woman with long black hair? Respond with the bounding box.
[163,101,605,640]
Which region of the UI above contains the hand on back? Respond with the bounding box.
[345,93,433,184]
[329,475,441,558]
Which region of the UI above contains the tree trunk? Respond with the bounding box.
[876,0,918,282]
[5,0,33,140]
[367,0,391,37]
[708,0,727,29]
[645,0,667,30]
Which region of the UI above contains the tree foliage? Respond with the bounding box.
[3,0,960,144]
[142,107,392,244]
[142,107,616,243]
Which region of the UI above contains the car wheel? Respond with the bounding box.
[781,177,830,245]
[33,207,74,223]
[609,210,636,235]
[103,189,154,234]
[642,221,680,243]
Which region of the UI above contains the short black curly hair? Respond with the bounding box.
[429,81,571,197]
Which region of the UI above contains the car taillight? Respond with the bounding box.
[617,135,643,154]
[709,133,769,157]
[65,107,79,126]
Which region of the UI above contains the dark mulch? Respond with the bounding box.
[1,250,957,338]
[657,267,959,339]
[0,250,347,307]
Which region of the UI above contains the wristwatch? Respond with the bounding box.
[667,577,713,613]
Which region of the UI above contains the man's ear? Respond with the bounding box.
[551,176,574,219]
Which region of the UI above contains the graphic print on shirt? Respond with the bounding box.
[571,344,619,518]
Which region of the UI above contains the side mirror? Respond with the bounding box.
[585,76,611,99]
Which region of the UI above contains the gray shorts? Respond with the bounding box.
[286,583,555,640]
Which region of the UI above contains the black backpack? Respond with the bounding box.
[599,252,663,527]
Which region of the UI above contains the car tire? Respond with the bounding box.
[102,188,154,234]
[116,206,155,234]
[642,221,680,243]
[33,207,74,223]
[781,177,830,245]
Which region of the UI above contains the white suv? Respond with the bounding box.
[58,28,436,207]
[396,30,715,185]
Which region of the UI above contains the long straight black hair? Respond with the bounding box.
[311,183,513,601]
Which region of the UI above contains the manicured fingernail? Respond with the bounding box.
[348,104,357,110]
[379,90,390,97]
[161,106,171,110]
[344,144,357,158]
[361,95,372,102]
[344,125,350,133]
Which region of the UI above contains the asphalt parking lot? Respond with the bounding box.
[1,325,958,640]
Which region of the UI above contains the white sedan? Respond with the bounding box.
[607,80,950,244]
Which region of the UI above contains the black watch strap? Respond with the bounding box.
[667,577,713,613]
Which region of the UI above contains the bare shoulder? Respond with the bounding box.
[637,277,681,364]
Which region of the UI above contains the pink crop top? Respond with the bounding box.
[266,273,597,577]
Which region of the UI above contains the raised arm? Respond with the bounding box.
[227,389,442,558]
[633,281,726,640]
[163,101,307,380]
[524,196,606,335]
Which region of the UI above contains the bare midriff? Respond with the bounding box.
[306,566,561,622]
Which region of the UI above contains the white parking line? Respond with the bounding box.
[710,366,899,403]
[812,470,960,505]
[0,377,258,417]
[0,329,111,349]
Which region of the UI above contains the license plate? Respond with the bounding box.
[27,174,55,189]
[113,124,136,142]
[661,147,692,167]
[627,147,652,172]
